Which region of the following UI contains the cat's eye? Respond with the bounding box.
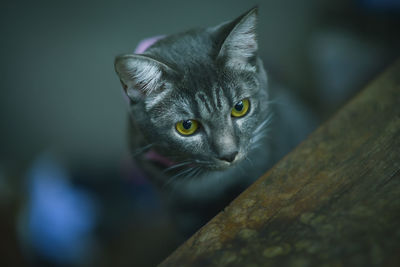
[176,119,199,136]
[231,99,250,117]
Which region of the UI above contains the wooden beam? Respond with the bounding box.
[160,59,400,267]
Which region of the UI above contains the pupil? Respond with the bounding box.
[235,101,243,111]
[182,120,192,130]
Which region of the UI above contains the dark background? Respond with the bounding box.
[0,0,399,266]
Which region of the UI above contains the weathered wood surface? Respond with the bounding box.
[160,60,400,267]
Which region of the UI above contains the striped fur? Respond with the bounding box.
[115,8,274,235]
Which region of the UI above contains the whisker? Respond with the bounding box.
[195,159,214,165]
[164,164,206,189]
[267,96,290,107]
[250,113,274,147]
[186,167,199,179]
[163,161,193,173]
[254,118,269,134]
[163,157,213,174]
[165,166,196,187]
[245,155,254,166]
[248,115,273,154]
[132,143,153,157]
[256,114,273,133]
[193,167,203,177]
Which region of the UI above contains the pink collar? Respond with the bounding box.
[134,35,165,54]
[144,149,176,168]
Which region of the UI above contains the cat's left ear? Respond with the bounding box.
[215,8,258,71]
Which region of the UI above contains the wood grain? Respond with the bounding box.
[160,60,400,267]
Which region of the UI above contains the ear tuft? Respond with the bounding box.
[114,54,170,102]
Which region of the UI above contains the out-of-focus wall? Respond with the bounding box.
[0,0,330,168]
[0,0,398,169]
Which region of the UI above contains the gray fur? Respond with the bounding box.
[115,8,274,234]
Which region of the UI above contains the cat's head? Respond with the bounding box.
[115,8,269,170]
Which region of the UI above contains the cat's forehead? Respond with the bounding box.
[192,87,228,119]
[145,68,258,119]
[172,80,228,119]
[172,78,251,120]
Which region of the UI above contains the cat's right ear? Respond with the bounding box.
[114,54,174,103]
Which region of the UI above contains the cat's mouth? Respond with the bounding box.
[207,162,233,170]
[204,152,245,170]
[155,149,246,173]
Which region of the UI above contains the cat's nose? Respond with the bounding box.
[219,151,238,163]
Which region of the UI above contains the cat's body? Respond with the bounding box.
[115,8,313,234]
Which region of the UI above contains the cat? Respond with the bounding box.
[114,7,305,235]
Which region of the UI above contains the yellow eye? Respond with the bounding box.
[231,99,250,117]
[176,119,199,136]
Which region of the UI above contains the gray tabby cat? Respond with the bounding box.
[115,8,278,234]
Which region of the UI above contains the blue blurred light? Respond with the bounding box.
[25,155,97,264]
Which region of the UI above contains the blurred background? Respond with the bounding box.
[0,0,399,266]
